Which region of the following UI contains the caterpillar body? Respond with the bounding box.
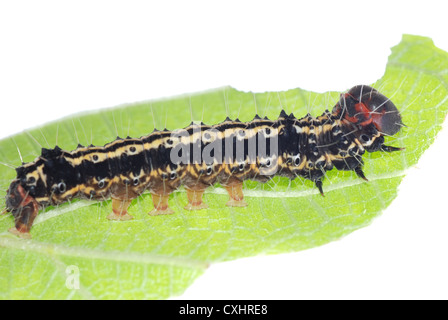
[3,85,403,238]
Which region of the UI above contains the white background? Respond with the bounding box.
[1,1,447,299]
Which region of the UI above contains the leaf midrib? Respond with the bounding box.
[0,235,209,269]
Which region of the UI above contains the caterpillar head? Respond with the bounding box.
[334,85,403,136]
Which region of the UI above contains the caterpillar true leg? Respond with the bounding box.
[354,166,369,181]
[381,145,405,152]
[315,179,324,196]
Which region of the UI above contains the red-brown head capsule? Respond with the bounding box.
[334,85,403,136]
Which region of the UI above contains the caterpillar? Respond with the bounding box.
[3,85,403,239]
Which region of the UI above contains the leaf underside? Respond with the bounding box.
[1,35,448,299]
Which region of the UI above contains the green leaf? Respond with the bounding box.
[1,34,447,299]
